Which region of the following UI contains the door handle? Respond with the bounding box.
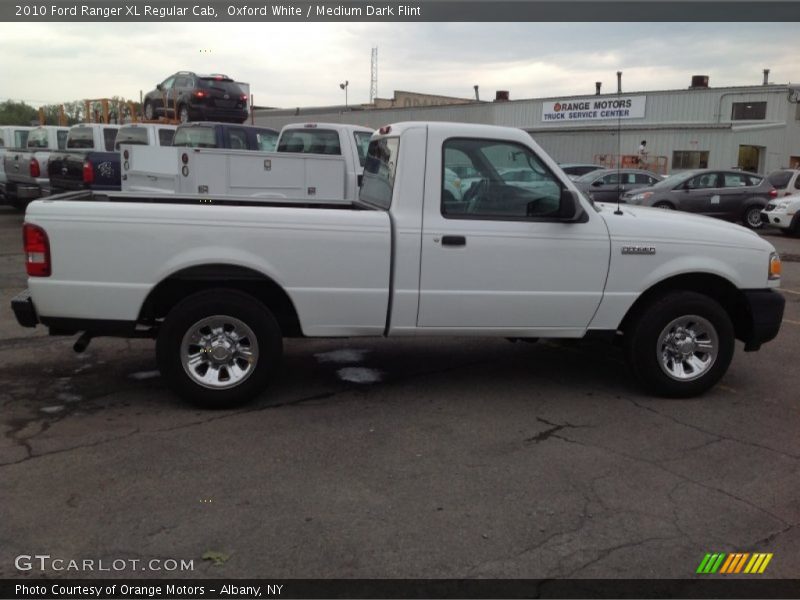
[441,235,466,247]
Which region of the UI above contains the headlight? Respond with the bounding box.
[769,252,782,281]
[631,191,654,202]
[775,202,790,210]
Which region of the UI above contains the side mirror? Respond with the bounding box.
[156,83,163,91]
[591,179,603,187]
[558,189,584,221]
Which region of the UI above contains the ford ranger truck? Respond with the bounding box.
[47,123,176,194]
[3,125,70,209]
[45,123,121,196]
[11,122,785,408]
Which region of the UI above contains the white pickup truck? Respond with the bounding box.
[13,122,785,408]
[2,125,70,208]
[121,123,373,203]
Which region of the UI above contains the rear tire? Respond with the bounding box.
[179,105,190,124]
[156,289,283,409]
[143,101,154,121]
[743,205,763,230]
[625,291,734,398]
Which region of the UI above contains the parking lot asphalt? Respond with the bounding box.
[1,204,798,580]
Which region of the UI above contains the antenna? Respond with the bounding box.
[615,71,623,215]
[370,47,378,103]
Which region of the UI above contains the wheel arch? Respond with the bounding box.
[618,272,752,343]
[138,263,303,337]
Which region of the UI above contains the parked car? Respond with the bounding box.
[0,126,33,199]
[623,169,777,229]
[558,163,604,180]
[761,192,800,236]
[3,125,70,208]
[48,123,176,194]
[766,169,800,197]
[142,72,249,124]
[573,168,662,203]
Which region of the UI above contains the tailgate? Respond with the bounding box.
[4,151,34,185]
[48,152,86,191]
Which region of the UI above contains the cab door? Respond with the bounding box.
[417,134,610,334]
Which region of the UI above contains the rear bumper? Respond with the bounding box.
[742,289,785,351]
[11,290,38,328]
[189,103,247,123]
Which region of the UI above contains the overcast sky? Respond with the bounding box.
[0,22,798,108]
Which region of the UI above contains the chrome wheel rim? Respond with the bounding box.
[181,316,259,389]
[745,208,762,228]
[657,315,718,382]
[180,107,189,123]
[144,103,153,120]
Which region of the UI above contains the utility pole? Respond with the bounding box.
[370,47,378,103]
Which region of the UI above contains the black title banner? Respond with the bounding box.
[3,579,800,599]
[3,0,800,22]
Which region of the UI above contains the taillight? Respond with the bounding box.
[378,125,392,135]
[23,223,51,277]
[30,158,40,178]
[193,90,207,98]
[769,188,778,198]
[241,94,248,101]
[82,161,94,184]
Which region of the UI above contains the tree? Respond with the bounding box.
[0,100,37,125]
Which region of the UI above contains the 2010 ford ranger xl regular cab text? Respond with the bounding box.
[12,122,785,408]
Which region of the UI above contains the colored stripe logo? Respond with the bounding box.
[696,553,773,574]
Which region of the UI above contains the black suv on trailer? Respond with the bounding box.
[142,71,248,124]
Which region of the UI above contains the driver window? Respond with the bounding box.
[441,138,562,219]
[687,173,719,189]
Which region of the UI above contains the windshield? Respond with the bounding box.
[115,127,150,149]
[655,172,693,189]
[67,127,96,149]
[359,137,399,210]
[173,126,217,148]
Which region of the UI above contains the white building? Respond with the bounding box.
[254,77,800,174]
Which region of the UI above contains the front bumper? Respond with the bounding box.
[741,289,785,351]
[11,289,38,328]
[760,209,795,229]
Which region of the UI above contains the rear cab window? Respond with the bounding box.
[257,131,278,151]
[57,130,68,149]
[278,129,341,155]
[157,128,175,146]
[359,137,399,210]
[67,126,96,149]
[26,128,50,149]
[103,128,117,151]
[115,126,150,150]
[173,126,217,148]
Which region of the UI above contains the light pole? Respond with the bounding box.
[339,80,349,110]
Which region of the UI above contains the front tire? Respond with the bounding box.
[179,105,190,124]
[143,101,154,120]
[156,289,283,409]
[743,205,763,230]
[653,201,674,210]
[625,291,734,398]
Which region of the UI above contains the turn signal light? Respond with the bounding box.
[769,252,782,280]
[23,223,51,277]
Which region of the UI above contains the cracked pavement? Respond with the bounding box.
[1,206,799,579]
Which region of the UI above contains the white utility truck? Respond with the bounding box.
[13,122,785,408]
[121,123,373,203]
